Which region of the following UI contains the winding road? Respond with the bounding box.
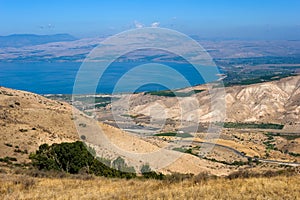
[178,140,300,167]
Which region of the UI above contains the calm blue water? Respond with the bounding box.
[0,62,80,94]
[0,62,220,94]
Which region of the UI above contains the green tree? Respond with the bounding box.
[29,141,136,179]
[140,163,164,180]
[141,163,151,173]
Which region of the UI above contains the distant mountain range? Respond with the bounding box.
[0,33,77,48]
[0,33,300,63]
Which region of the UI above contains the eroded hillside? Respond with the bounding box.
[123,76,300,128]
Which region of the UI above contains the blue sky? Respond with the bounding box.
[1,0,300,39]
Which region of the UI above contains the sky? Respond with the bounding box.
[1,0,300,39]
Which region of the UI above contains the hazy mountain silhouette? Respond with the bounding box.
[0,33,77,47]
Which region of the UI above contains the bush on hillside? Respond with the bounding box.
[29,141,136,179]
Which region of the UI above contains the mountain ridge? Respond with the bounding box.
[0,33,77,48]
[124,75,300,129]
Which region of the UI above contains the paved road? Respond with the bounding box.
[178,140,300,167]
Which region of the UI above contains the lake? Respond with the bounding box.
[0,62,220,94]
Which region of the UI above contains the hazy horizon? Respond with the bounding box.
[1,0,300,40]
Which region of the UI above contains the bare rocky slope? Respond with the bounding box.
[127,75,300,131]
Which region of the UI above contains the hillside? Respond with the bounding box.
[125,75,300,128]
[1,76,300,176]
[0,86,78,164]
[0,86,230,176]
[94,76,300,165]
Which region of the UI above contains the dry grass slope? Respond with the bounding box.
[0,87,78,163]
[0,174,299,200]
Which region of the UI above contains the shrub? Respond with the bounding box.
[112,157,135,173]
[4,143,13,147]
[140,163,151,173]
[0,156,17,163]
[192,172,215,184]
[164,173,193,183]
[29,141,136,179]
[13,176,36,190]
[140,163,164,180]
[14,149,28,154]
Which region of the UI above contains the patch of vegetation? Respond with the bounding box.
[217,56,300,66]
[282,135,300,140]
[29,141,136,179]
[83,112,93,116]
[112,157,136,174]
[0,156,17,164]
[154,132,193,138]
[219,122,284,130]
[215,57,300,87]
[2,91,13,96]
[173,147,249,166]
[145,89,204,97]
[121,114,137,119]
[79,123,87,128]
[263,133,280,152]
[140,163,164,180]
[29,141,164,180]
[263,141,276,151]
[224,73,295,87]
[202,157,249,166]
[95,103,110,108]
[173,147,195,155]
[80,135,86,140]
[14,149,28,154]
[288,152,300,157]
[262,133,279,157]
[4,143,13,147]
[267,132,300,141]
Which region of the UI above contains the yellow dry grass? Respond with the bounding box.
[0,174,299,200]
[0,87,78,164]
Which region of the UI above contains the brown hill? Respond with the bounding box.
[127,75,300,129]
[1,76,299,175]
[0,87,78,164]
[0,86,230,176]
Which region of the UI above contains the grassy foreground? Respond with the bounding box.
[0,174,299,200]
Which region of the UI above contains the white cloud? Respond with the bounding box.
[151,22,160,28]
[134,21,144,28]
[38,24,55,30]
